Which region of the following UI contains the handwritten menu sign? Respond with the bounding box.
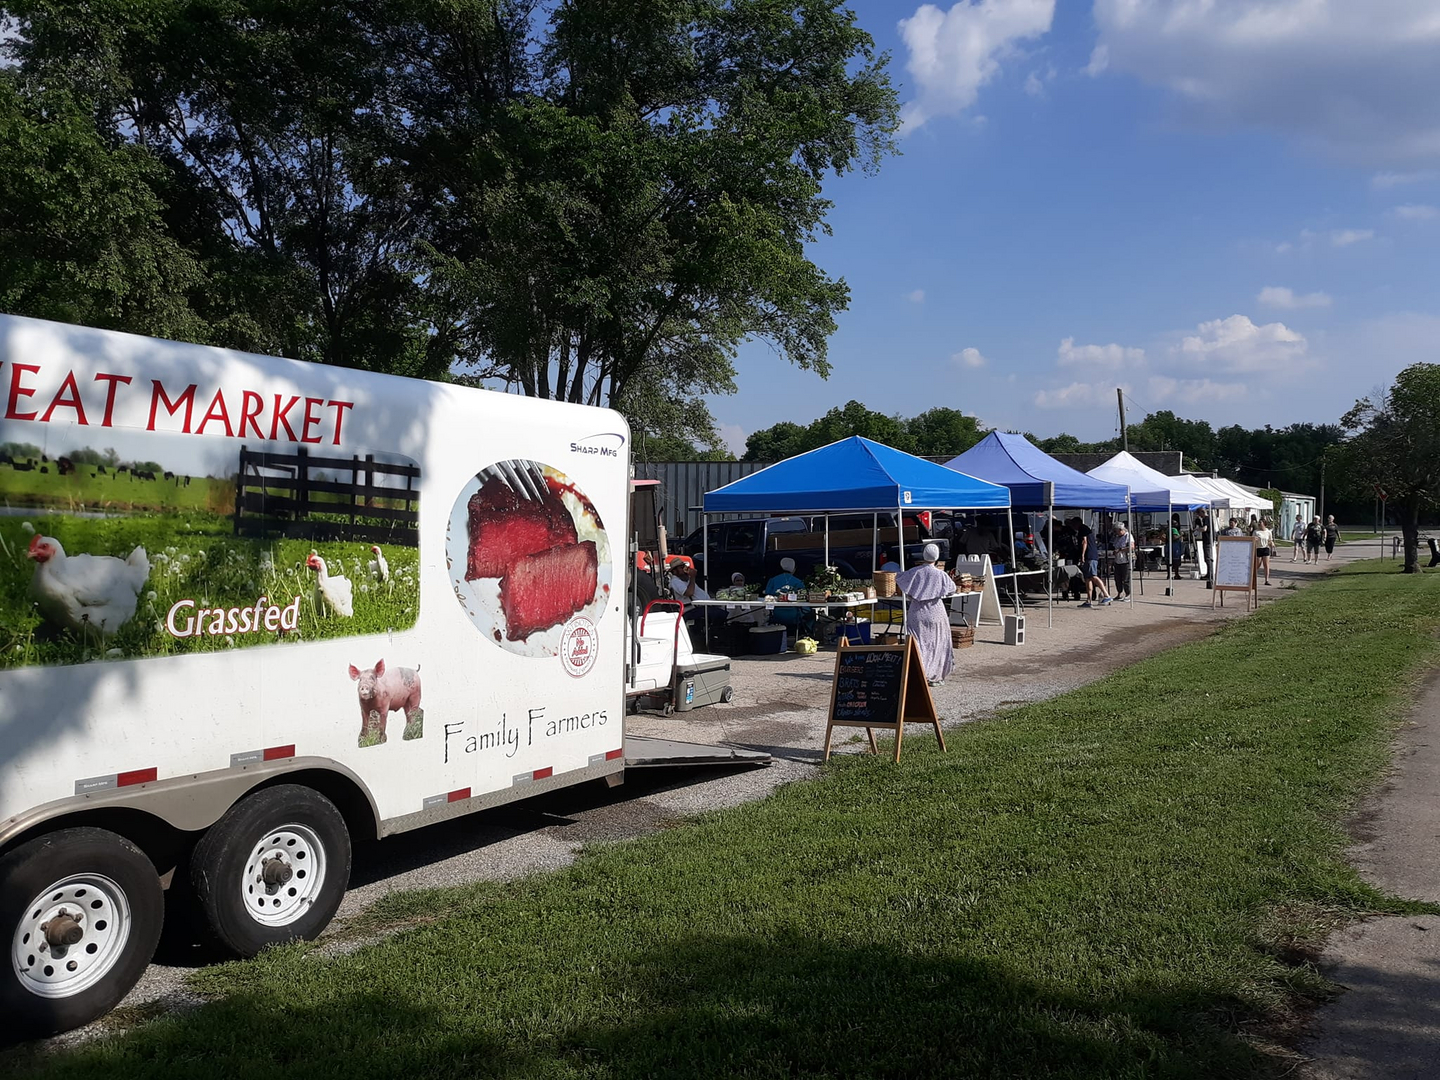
[832,647,906,725]
[824,638,945,764]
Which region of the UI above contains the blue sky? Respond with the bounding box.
[711,0,1440,453]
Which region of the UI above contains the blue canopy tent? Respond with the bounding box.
[702,437,1012,634]
[944,432,1130,510]
[705,436,1010,515]
[945,432,1133,622]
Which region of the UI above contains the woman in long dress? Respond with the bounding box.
[894,543,957,685]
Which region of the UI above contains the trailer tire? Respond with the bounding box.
[191,785,351,957]
[1,827,163,1039]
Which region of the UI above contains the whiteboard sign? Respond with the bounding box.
[1213,536,1257,610]
[1214,536,1256,587]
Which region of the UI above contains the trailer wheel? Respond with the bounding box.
[2,827,163,1038]
[720,686,734,704]
[191,785,351,957]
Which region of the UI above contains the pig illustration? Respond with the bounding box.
[347,659,423,747]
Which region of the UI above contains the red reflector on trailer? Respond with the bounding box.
[532,767,553,781]
[263,745,296,761]
[605,748,623,761]
[117,768,157,787]
[447,788,471,803]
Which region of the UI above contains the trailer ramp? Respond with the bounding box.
[623,735,771,768]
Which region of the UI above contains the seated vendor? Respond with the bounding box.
[668,559,718,633]
[764,557,814,637]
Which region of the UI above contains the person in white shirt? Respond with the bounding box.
[1109,522,1135,601]
[1253,518,1275,586]
[668,559,716,633]
[1291,519,1307,562]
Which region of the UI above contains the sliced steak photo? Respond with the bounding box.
[500,541,598,640]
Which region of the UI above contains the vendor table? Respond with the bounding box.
[686,596,881,649]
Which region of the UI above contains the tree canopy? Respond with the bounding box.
[1335,363,1440,572]
[0,0,900,448]
[742,402,987,460]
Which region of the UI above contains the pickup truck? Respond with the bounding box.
[678,514,950,588]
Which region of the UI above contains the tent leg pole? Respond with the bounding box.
[1128,497,1136,606]
[1005,505,1017,615]
[1047,504,1053,628]
[702,517,709,649]
[897,500,906,635]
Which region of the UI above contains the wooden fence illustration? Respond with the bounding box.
[233,447,420,546]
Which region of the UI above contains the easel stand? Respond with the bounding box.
[1211,535,1259,611]
[823,637,945,763]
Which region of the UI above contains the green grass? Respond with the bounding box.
[19,562,1440,1078]
[0,512,418,667]
[0,462,231,513]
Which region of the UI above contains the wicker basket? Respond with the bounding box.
[951,626,975,649]
[874,571,897,598]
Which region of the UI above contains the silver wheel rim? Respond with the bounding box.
[241,823,327,927]
[11,874,132,999]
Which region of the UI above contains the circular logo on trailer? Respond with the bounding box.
[560,616,598,678]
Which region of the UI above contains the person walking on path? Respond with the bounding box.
[1169,514,1186,580]
[1291,518,1308,562]
[1324,516,1340,560]
[1110,522,1135,601]
[894,543,958,685]
[1254,518,1275,585]
[1306,516,1323,562]
[1071,517,1113,607]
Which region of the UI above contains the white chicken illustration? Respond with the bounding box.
[306,552,353,617]
[27,534,150,640]
[368,544,389,585]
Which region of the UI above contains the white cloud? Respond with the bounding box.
[1271,227,1379,253]
[716,423,747,457]
[1034,374,1247,412]
[1144,376,1249,407]
[1023,71,1044,97]
[1033,381,1123,409]
[1330,228,1375,247]
[1057,336,1145,370]
[907,288,926,303]
[1372,170,1436,188]
[899,0,1056,130]
[1257,286,1332,310]
[1176,314,1307,373]
[953,347,988,368]
[1392,203,1438,220]
[1082,43,1108,76]
[1091,0,1440,165]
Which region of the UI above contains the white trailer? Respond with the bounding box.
[0,314,648,1035]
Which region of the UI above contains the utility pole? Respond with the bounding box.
[1319,456,1326,523]
[1117,388,1128,452]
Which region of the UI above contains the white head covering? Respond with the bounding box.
[922,543,939,564]
[780,557,796,573]
[731,572,744,584]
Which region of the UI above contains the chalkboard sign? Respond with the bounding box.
[832,647,906,725]
[824,638,945,763]
[1212,535,1257,609]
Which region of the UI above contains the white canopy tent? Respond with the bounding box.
[1211,477,1274,516]
[1087,452,1213,511]
[1088,452,1213,587]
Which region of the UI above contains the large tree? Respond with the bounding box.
[397,0,900,437]
[1336,363,1440,573]
[1,0,897,438]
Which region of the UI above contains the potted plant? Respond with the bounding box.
[806,563,844,601]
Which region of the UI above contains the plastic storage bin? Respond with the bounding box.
[749,625,788,654]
